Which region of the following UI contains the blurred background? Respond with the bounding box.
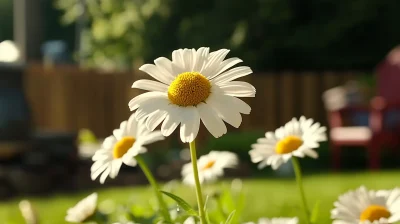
[1,0,400,223]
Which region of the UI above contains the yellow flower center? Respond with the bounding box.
[201,160,216,171]
[167,72,211,107]
[275,136,303,154]
[113,137,135,159]
[360,205,391,222]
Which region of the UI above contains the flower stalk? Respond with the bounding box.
[291,157,310,224]
[136,155,172,222]
[189,140,207,224]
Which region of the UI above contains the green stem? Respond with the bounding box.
[136,155,171,223]
[189,140,207,224]
[291,157,310,224]
[216,196,226,219]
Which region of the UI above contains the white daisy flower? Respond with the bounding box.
[91,114,164,183]
[249,116,327,170]
[181,151,238,185]
[331,186,400,224]
[244,217,299,224]
[65,193,98,223]
[129,48,255,143]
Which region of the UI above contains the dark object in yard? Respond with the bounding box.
[0,131,78,199]
[0,62,32,141]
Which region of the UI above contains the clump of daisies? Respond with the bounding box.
[59,47,400,224]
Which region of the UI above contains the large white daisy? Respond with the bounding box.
[129,48,255,143]
[331,186,400,224]
[244,217,299,224]
[249,116,327,170]
[65,193,98,223]
[91,114,164,184]
[181,151,238,185]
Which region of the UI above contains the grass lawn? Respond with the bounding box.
[0,171,398,224]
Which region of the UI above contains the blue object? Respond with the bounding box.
[41,40,70,64]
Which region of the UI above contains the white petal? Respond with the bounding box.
[99,166,111,184]
[131,80,169,92]
[208,57,243,79]
[228,96,251,114]
[91,159,107,172]
[206,92,242,128]
[179,107,200,143]
[197,103,227,138]
[128,92,167,111]
[126,113,138,137]
[140,131,165,145]
[139,64,174,84]
[202,49,230,77]
[303,148,319,159]
[218,81,256,97]
[113,129,123,140]
[213,66,253,84]
[134,118,151,138]
[172,49,185,65]
[193,47,209,72]
[146,110,168,131]
[154,57,175,80]
[91,162,110,181]
[110,160,122,179]
[122,154,138,166]
[134,96,169,121]
[182,49,194,71]
[161,106,181,136]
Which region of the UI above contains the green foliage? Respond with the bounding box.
[224,210,236,224]
[160,191,199,217]
[3,173,400,223]
[0,0,13,41]
[55,0,400,71]
[205,131,264,158]
[310,200,320,224]
[78,128,98,143]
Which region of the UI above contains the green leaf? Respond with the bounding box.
[160,191,198,217]
[310,200,321,224]
[224,210,236,224]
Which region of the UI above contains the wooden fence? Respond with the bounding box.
[24,65,362,143]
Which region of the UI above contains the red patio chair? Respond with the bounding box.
[323,46,400,170]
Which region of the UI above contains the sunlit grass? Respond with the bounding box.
[0,171,398,224]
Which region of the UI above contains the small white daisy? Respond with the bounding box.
[65,193,98,223]
[249,116,327,170]
[244,217,299,224]
[91,114,164,183]
[331,186,400,224]
[181,151,238,185]
[129,48,255,143]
